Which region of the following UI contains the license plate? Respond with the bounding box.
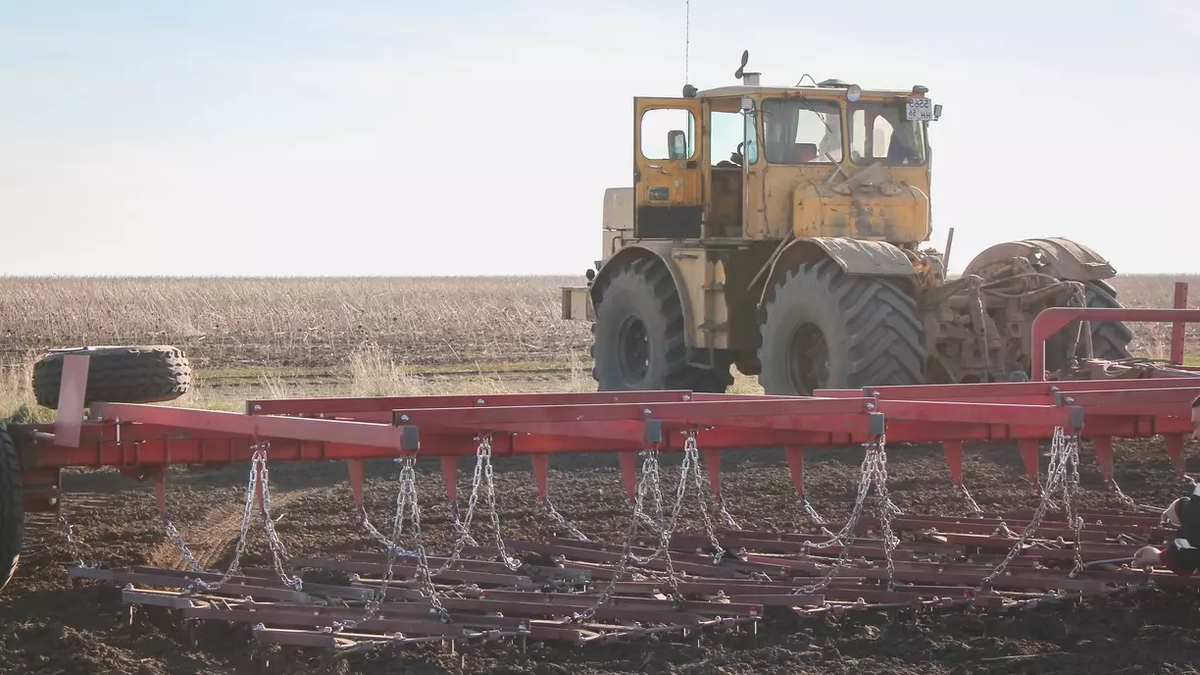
[906,97,934,121]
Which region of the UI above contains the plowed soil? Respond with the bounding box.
[4,438,1200,675]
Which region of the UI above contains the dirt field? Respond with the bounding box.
[2,274,1200,675]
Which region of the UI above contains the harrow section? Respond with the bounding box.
[3,305,1200,656]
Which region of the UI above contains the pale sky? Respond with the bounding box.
[2,1,1197,277]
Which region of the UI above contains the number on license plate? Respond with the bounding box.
[906,98,934,121]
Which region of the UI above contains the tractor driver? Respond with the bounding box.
[1130,396,1200,575]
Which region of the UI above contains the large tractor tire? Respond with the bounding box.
[758,259,926,396]
[32,345,192,409]
[1044,280,1134,372]
[0,426,21,593]
[591,258,732,392]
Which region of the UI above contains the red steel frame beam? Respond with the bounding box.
[246,390,705,419]
[17,383,1189,469]
[8,344,1194,512]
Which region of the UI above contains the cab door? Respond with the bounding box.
[633,97,704,239]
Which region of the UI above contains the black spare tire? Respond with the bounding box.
[33,345,192,409]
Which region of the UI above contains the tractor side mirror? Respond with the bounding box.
[667,130,688,159]
[934,104,943,120]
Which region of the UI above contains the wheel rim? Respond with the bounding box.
[616,315,651,384]
[785,323,830,394]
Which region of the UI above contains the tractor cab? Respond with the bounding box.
[633,51,941,245]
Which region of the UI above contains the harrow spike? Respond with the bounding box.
[151,468,166,515]
[785,447,806,500]
[441,456,459,505]
[619,452,637,501]
[1018,438,1041,491]
[941,441,964,488]
[530,454,549,501]
[346,459,365,508]
[700,448,722,501]
[1164,433,1186,478]
[1092,436,1114,482]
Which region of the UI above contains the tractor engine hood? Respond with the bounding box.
[792,163,931,245]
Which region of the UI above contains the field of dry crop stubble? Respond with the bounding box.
[2,273,1200,675]
[0,273,1198,410]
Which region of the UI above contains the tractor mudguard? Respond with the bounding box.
[591,242,696,349]
[961,237,1117,282]
[756,236,917,308]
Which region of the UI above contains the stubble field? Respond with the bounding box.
[1,273,1200,675]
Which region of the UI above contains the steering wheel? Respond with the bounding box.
[729,142,744,166]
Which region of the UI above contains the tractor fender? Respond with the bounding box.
[591,242,696,348]
[756,237,917,308]
[961,237,1117,282]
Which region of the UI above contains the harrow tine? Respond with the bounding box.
[1018,438,1041,491]
[346,459,365,507]
[1164,433,1187,477]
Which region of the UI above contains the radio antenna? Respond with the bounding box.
[684,0,690,83]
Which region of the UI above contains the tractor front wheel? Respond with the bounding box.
[0,426,21,592]
[758,259,926,395]
[591,258,732,392]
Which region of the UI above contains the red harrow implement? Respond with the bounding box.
[1,302,1199,654]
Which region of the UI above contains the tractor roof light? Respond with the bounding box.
[846,84,862,102]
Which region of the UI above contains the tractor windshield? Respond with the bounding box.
[848,100,927,166]
[760,98,842,164]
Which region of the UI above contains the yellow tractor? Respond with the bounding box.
[562,51,1132,395]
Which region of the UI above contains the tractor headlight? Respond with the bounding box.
[846,84,862,102]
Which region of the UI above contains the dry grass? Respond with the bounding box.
[0,276,591,371]
[1107,274,1200,359]
[0,273,1195,419]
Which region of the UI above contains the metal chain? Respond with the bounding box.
[981,429,1079,584]
[799,447,877,551]
[869,436,901,591]
[335,456,451,632]
[791,438,883,595]
[571,449,681,624]
[1061,436,1086,578]
[339,459,415,630]
[1106,478,1140,511]
[397,457,450,620]
[684,432,728,563]
[542,497,590,541]
[451,505,481,548]
[799,498,828,527]
[162,514,207,574]
[644,450,683,599]
[358,505,416,556]
[182,443,263,594]
[428,434,492,574]
[955,484,984,516]
[56,511,91,569]
[255,446,304,590]
[477,434,522,571]
[626,444,690,566]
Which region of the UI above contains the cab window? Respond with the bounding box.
[761,98,842,164]
[849,101,926,165]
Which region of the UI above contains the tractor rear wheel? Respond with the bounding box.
[32,345,192,409]
[0,426,21,592]
[758,259,926,395]
[591,258,732,392]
